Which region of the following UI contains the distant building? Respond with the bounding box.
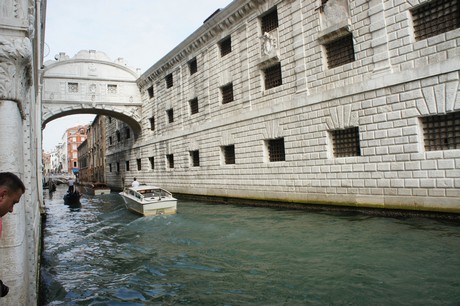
[78,115,107,183]
[63,125,88,175]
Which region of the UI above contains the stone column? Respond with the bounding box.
[368,0,393,76]
[0,13,38,305]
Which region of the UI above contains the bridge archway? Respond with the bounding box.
[42,50,142,135]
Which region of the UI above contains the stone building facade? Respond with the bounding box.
[106,0,460,213]
[0,0,46,304]
[78,115,107,183]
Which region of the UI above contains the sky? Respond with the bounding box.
[42,0,232,152]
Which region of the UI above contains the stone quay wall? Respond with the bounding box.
[106,0,460,213]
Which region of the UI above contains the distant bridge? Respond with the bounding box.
[41,50,143,134]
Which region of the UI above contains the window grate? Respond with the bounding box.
[147,85,154,98]
[221,83,234,104]
[411,0,460,41]
[188,58,197,75]
[325,33,355,69]
[223,145,235,164]
[149,156,154,170]
[268,138,285,162]
[165,73,173,88]
[167,109,174,123]
[264,62,282,90]
[219,36,232,57]
[189,98,199,115]
[421,112,460,151]
[190,150,200,167]
[107,84,117,94]
[261,8,278,33]
[166,154,174,168]
[149,117,155,131]
[68,82,78,93]
[331,127,361,157]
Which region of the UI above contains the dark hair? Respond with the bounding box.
[0,172,25,193]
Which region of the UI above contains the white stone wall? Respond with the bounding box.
[106,0,460,213]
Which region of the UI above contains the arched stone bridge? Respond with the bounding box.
[42,50,142,134]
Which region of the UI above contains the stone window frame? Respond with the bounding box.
[147,85,154,99]
[107,84,117,94]
[188,57,198,75]
[165,73,174,89]
[219,35,232,57]
[166,154,174,169]
[68,82,79,93]
[189,97,199,115]
[263,62,283,90]
[411,0,460,41]
[189,150,200,167]
[260,6,279,33]
[420,112,460,151]
[264,137,286,162]
[220,82,234,104]
[330,127,361,158]
[221,144,236,165]
[318,24,355,70]
[149,156,154,170]
[166,108,174,123]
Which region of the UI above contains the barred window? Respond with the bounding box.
[261,7,278,33]
[149,156,154,170]
[68,82,78,93]
[188,57,197,75]
[267,138,285,162]
[222,145,235,165]
[421,112,460,151]
[149,117,155,131]
[221,83,234,104]
[147,85,154,98]
[165,73,173,88]
[166,154,174,169]
[107,84,117,94]
[219,36,232,57]
[167,108,174,123]
[125,127,131,139]
[116,162,120,172]
[190,150,200,167]
[189,97,199,115]
[125,160,130,171]
[137,159,141,171]
[324,33,355,69]
[411,0,460,41]
[331,127,361,157]
[116,130,121,142]
[263,62,282,90]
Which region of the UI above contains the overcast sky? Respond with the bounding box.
[42,0,232,152]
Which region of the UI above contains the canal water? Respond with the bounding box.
[40,186,460,305]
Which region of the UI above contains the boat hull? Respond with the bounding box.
[79,183,111,196]
[120,195,177,216]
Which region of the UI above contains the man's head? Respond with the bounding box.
[0,172,25,217]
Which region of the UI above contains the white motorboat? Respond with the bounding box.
[119,185,177,216]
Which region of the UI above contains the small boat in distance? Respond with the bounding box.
[79,182,111,196]
[119,185,177,216]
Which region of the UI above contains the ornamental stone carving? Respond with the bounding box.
[0,36,33,102]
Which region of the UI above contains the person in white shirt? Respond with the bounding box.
[132,178,140,188]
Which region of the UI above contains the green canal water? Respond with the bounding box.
[40,186,460,305]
